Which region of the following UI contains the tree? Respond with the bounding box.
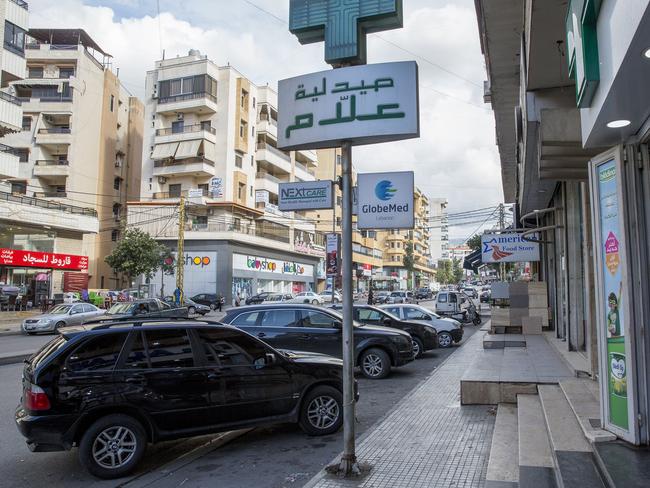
[467,234,482,252]
[452,258,464,284]
[105,229,172,282]
[403,240,415,288]
[436,259,452,284]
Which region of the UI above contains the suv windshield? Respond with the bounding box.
[48,305,72,314]
[107,303,134,314]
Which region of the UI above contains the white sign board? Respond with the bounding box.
[153,251,217,298]
[255,190,269,204]
[278,180,333,211]
[278,61,419,150]
[481,233,540,263]
[357,171,414,229]
[232,253,314,277]
[209,177,223,198]
[187,189,204,198]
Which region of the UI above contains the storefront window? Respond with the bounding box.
[232,278,253,302]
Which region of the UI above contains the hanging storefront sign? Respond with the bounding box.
[278,61,419,151]
[357,171,414,229]
[278,180,334,211]
[565,0,601,108]
[481,233,540,263]
[326,233,340,276]
[232,253,314,276]
[209,177,223,198]
[0,248,88,270]
[255,190,270,204]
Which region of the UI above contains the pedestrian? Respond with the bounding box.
[235,293,241,307]
[217,294,223,312]
[173,287,182,306]
[367,288,374,305]
[81,289,89,302]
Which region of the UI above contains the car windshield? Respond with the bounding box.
[48,305,71,315]
[415,305,441,318]
[107,303,134,314]
[374,307,399,320]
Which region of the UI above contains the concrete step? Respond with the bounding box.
[517,394,556,488]
[486,403,519,487]
[559,379,616,443]
[483,333,526,349]
[538,385,606,488]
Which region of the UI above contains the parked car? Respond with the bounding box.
[221,304,414,379]
[262,293,294,303]
[245,292,271,305]
[15,319,354,479]
[22,303,105,334]
[319,291,342,304]
[415,288,433,300]
[381,303,463,348]
[190,293,224,310]
[104,299,188,320]
[287,291,325,305]
[373,291,391,304]
[480,289,491,303]
[461,287,478,299]
[388,291,414,304]
[342,304,438,358]
[163,297,210,316]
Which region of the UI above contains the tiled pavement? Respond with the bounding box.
[304,327,496,488]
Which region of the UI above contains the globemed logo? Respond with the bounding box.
[375,180,397,201]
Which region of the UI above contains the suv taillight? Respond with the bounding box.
[24,384,51,411]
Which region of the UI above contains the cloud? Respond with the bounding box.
[27,0,501,240]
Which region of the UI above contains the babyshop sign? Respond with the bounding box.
[233,254,313,276]
[481,233,540,263]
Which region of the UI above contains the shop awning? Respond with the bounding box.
[203,141,216,163]
[175,140,202,160]
[151,142,178,160]
[463,249,483,273]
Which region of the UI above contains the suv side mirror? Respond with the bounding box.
[333,321,342,329]
[382,317,392,326]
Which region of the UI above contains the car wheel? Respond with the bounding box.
[299,385,343,436]
[209,303,217,311]
[188,306,196,315]
[54,321,65,332]
[359,348,391,379]
[438,332,453,348]
[412,337,424,359]
[311,299,319,305]
[78,414,147,479]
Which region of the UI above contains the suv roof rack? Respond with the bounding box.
[85,316,224,330]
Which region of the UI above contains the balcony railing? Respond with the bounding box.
[158,92,217,105]
[294,161,316,176]
[0,143,21,156]
[255,172,285,184]
[256,141,290,162]
[0,191,95,216]
[35,159,69,166]
[153,157,215,168]
[34,191,67,198]
[258,116,278,127]
[38,128,71,134]
[20,96,72,103]
[152,189,211,199]
[9,0,28,10]
[155,123,216,136]
[0,91,22,106]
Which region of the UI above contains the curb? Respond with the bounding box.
[0,330,24,337]
[120,429,252,488]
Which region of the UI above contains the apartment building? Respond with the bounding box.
[1,28,143,300]
[129,50,325,304]
[305,149,383,292]
[429,197,449,261]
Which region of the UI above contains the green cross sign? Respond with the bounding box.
[289,0,403,66]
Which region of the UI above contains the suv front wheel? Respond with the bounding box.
[299,385,343,436]
[359,348,391,379]
[79,414,147,479]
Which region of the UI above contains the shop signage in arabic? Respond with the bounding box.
[278,61,419,151]
[0,248,89,270]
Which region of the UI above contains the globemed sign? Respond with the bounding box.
[481,233,540,263]
[357,171,414,229]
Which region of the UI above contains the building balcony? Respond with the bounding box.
[152,157,215,178]
[256,141,292,175]
[34,191,67,198]
[0,145,20,178]
[296,149,318,165]
[257,118,277,140]
[0,91,23,135]
[156,92,217,115]
[255,172,284,195]
[294,161,316,181]
[35,127,72,147]
[19,97,73,114]
[154,123,217,145]
[33,160,70,179]
[0,190,98,234]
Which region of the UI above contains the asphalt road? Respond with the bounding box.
[0,302,482,488]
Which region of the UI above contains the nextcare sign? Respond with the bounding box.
[357,171,414,229]
[481,233,540,263]
[278,61,419,151]
[278,180,333,211]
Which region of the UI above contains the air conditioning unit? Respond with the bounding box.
[176,113,184,121]
[157,176,167,184]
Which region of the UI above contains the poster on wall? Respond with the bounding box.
[595,159,629,431]
[326,233,340,277]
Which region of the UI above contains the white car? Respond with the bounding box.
[320,291,342,303]
[287,291,325,305]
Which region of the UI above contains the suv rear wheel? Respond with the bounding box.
[359,348,391,379]
[299,385,343,436]
[412,337,424,359]
[79,414,147,479]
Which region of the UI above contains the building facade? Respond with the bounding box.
[129,50,325,304]
[429,197,449,261]
[1,29,143,296]
[476,0,650,445]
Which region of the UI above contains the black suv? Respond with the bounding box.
[340,304,438,359]
[16,319,352,479]
[245,292,271,305]
[190,293,224,310]
[104,299,188,320]
[221,304,414,379]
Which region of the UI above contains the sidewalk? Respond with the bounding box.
[304,325,496,488]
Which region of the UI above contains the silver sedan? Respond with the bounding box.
[22,303,105,334]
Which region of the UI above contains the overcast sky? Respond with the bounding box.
[28,0,503,241]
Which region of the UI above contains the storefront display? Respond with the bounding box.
[232,253,315,296]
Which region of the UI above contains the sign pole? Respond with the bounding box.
[339,140,359,475]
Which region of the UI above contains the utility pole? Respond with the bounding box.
[332,151,337,305]
[176,195,185,304]
[498,203,506,281]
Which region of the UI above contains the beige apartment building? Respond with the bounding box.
[128,50,325,304]
[1,28,143,300]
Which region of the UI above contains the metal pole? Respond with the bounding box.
[332,150,337,304]
[176,196,185,304]
[339,140,359,475]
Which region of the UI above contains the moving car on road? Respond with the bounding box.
[190,293,224,310]
[388,291,414,304]
[22,303,105,334]
[16,319,353,479]
[262,293,294,303]
[319,290,342,304]
[221,304,414,379]
[245,292,271,305]
[381,303,463,348]
[415,288,433,300]
[287,291,325,305]
[336,304,438,358]
[373,291,391,304]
